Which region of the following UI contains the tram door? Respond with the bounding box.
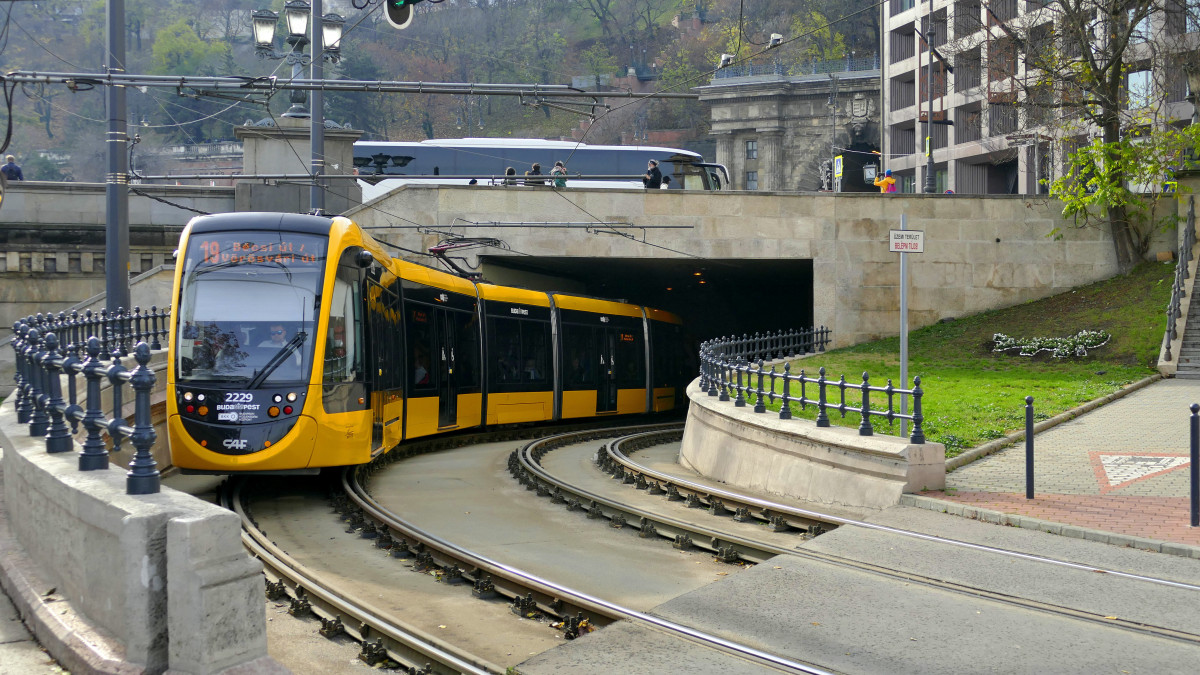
[366,275,404,451]
[597,328,619,413]
[436,308,457,427]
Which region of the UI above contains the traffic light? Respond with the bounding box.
[384,0,424,30]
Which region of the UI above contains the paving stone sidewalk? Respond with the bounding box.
[920,378,1200,547]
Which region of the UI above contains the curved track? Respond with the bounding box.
[228,422,1200,674]
[528,427,1200,644]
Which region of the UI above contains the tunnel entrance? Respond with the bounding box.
[479,257,814,344]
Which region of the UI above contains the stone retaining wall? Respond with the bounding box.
[0,390,275,674]
[679,380,945,510]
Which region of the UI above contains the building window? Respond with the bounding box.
[1127,69,1153,109]
[900,174,917,193]
[1128,9,1151,42]
[746,171,759,190]
[745,140,758,159]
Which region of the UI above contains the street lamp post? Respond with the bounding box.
[1188,67,1200,127]
[252,0,344,214]
[923,24,937,194]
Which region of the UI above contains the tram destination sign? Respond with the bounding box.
[889,229,925,253]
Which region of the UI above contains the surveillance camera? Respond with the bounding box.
[718,53,734,69]
[768,33,783,48]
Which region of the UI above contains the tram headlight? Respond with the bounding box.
[273,394,282,403]
[183,392,193,402]
[286,392,297,402]
[268,406,280,418]
[197,394,206,401]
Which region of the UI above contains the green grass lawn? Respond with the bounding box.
[751,261,1176,457]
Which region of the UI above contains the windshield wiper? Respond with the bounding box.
[248,331,308,389]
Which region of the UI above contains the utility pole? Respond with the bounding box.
[828,74,839,191]
[309,0,325,215]
[106,0,130,312]
[923,22,937,194]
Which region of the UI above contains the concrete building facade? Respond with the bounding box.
[698,58,882,193]
[881,0,1195,195]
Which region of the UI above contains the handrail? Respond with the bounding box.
[698,328,926,444]
[10,306,172,494]
[1163,195,1196,362]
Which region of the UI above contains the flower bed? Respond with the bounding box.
[992,330,1111,358]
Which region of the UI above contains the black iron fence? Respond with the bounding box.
[10,307,171,495]
[1163,196,1196,362]
[698,328,926,444]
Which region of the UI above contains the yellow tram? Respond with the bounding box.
[166,213,685,473]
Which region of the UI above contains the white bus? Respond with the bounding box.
[353,138,728,201]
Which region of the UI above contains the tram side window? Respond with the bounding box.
[407,306,435,391]
[562,324,596,389]
[615,329,646,389]
[488,317,550,387]
[324,266,363,384]
[455,310,480,389]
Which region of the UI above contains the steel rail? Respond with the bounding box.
[511,429,814,565]
[347,424,836,675]
[224,480,499,674]
[581,432,1200,644]
[605,429,1200,594]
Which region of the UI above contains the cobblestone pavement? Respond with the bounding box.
[921,378,1200,547]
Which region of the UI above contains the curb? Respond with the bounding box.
[900,493,1200,560]
[945,373,1164,471]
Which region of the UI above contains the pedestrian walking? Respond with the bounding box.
[551,161,568,188]
[660,175,672,189]
[873,168,896,193]
[1,155,24,181]
[525,162,545,186]
[643,159,662,188]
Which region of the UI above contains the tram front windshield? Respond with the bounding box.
[176,231,327,385]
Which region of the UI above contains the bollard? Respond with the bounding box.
[1191,403,1199,528]
[1025,396,1035,500]
[910,376,925,444]
[79,338,111,470]
[26,328,49,438]
[42,334,73,454]
[126,343,160,495]
[858,372,873,436]
[815,367,830,427]
[754,360,766,413]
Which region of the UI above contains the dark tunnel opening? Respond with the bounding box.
[479,257,815,347]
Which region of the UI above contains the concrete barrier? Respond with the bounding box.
[679,380,945,510]
[0,398,282,674]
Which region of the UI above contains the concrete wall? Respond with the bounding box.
[679,380,945,509]
[0,181,233,344]
[350,186,1164,348]
[0,397,273,674]
[0,346,271,673]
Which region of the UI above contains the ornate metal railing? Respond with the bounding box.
[1163,196,1196,362]
[714,54,880,80]
[10,307,172,494]
[698,329,926,444]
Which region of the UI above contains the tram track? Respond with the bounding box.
[223,479,498,674]
[344,422,834,674]
[226,420,1200,674]
[530,426,1200,646]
